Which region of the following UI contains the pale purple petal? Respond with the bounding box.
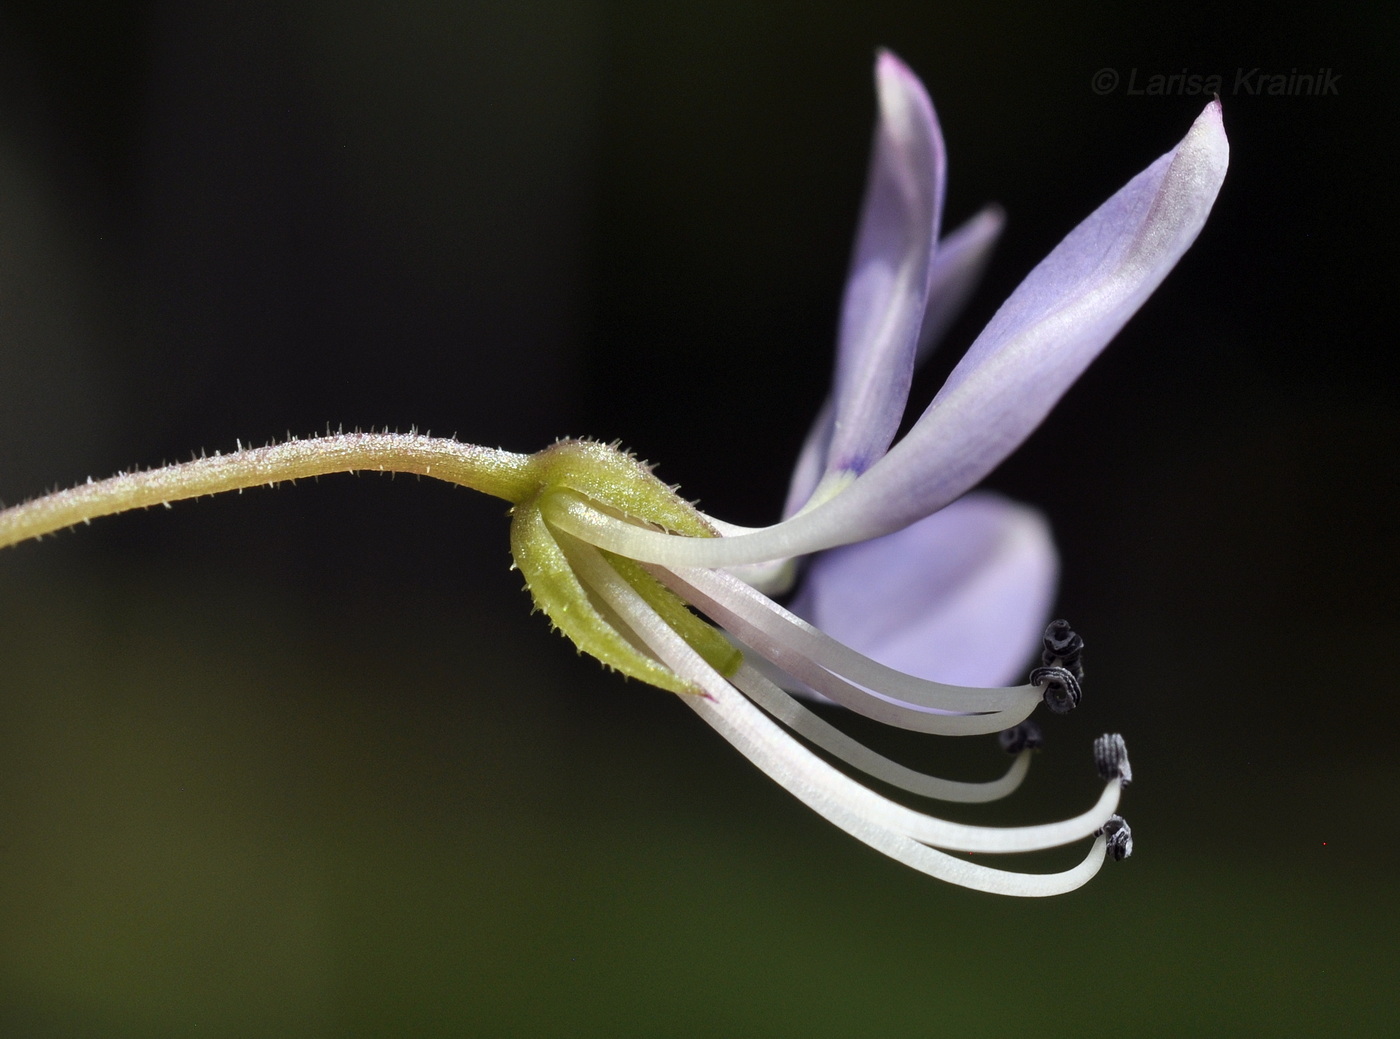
[825,49,944,477]
[782,207,1001,519]
[915,204,1005,364]
[788,492,1057,687]
[788,100,1229,548]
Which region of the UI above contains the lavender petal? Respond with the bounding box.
[784,207,1003,519]
[824,49,945,478]
[788,492,1058,687]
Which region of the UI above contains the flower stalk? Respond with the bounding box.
[0,433,535,544]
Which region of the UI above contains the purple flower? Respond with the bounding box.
[547,50,1226,893]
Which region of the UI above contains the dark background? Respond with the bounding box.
[0,2,1394,1035]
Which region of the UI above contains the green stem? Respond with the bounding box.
[0,432,534,550]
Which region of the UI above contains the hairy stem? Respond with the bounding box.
[0,433,533,550]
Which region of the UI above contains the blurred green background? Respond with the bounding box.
[0,1,1394,1035]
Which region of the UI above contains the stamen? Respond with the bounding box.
[743,631,1033,736]
[1097,815,1133,861]
[708,669,1115,894]
[999,720,1044,755]
[1093,733,1132,787]
[1030,620,1085,713]
[1041,619,1085,676]
[565,541,1122,856]
[733,661,1034,803]
[722,663,1124,854]
[653,563,1040,717]
[1030,665,1082,714]
[654,567,1034,734]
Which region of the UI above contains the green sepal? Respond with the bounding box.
[506,439,741,695]
[510,503,697,694]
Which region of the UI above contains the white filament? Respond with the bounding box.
[654,562,1039,719]
[731,660,1033,803]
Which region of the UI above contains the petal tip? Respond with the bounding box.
[1189,98,1230,166]
[874,48,912,80]
[968,201,1008,237]
[1175,100,1230,204]
[873,50,936,145]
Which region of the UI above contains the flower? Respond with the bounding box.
[0,51,1227,896]
[526,50,1227,892]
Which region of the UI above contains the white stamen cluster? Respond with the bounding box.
[558,512,1133,898]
